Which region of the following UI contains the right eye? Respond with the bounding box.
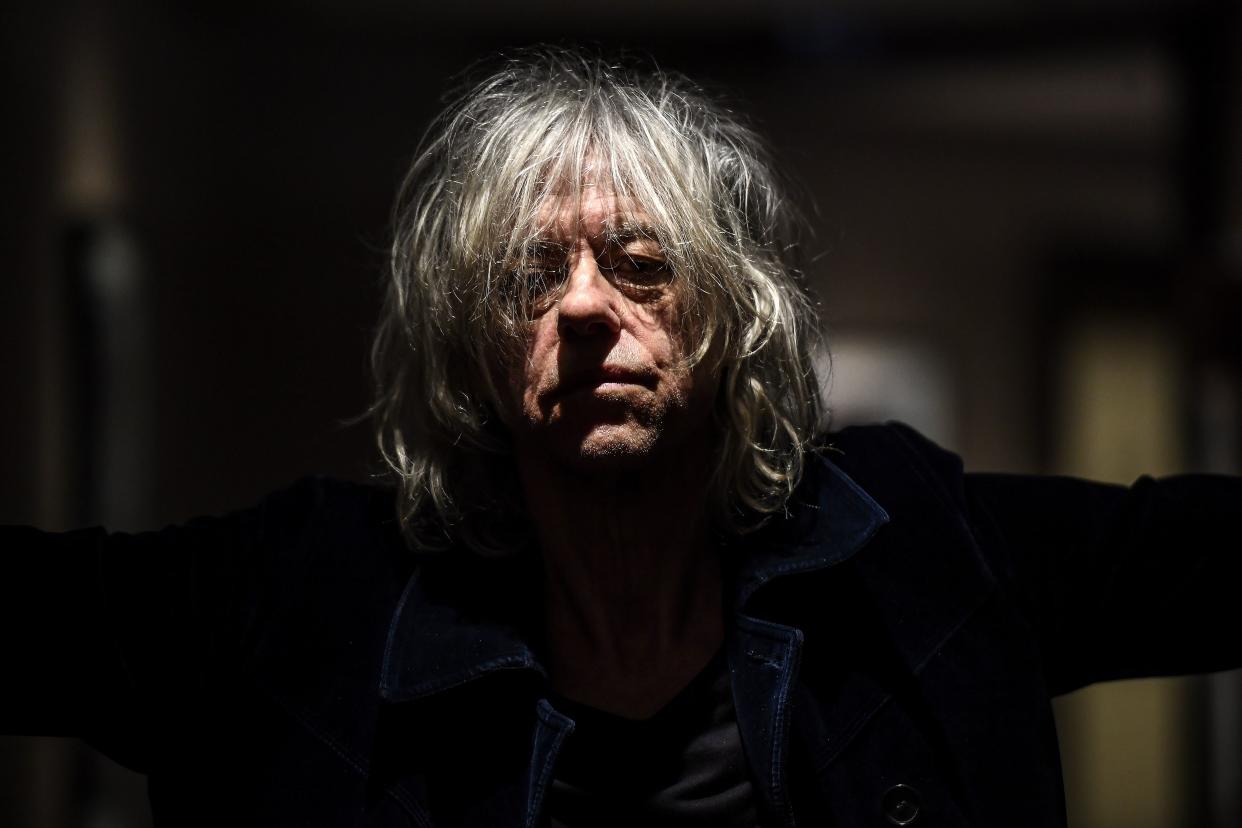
[520,260,565,295]
[510,256,567,316]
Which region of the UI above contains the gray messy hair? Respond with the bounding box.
[371,46,826,555]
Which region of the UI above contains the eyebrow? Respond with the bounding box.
[603,219,664,247]
[526,219,664,250]
[524,239,567,254]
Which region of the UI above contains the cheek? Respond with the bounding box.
[635,301,672,332]
[634,303,684,363]
[486,326,543,420]
[516,320,558,394]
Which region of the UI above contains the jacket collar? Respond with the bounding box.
[732,454,889,609]
[379,550,545,703]
[379,454,889,704]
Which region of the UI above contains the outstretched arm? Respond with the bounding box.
[0,485,297,770]
[964,469,1242,695]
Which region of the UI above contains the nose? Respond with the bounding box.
[556,251,621,339]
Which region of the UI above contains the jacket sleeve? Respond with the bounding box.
[960,465,1242,696]
[0,479,328,767]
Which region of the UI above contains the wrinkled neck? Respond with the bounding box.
[518,445,725,717]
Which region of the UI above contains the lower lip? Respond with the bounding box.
[560,380,646,398]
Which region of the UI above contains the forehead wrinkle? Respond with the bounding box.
[532,201,664,246]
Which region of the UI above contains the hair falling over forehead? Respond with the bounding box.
[372,46,827,555]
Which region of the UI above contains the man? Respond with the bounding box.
[3,47,1240,827]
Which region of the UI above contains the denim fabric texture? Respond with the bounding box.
[3,422,1240,827]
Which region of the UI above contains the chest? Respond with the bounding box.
[146,590,1062,828]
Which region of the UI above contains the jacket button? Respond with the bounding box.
[882,783,921,825]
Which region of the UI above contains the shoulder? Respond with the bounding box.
[249,471,409,576]
[266,474,398,532]
[250,474,398,528]
[211,474,404,562]
[819,421,967,509]
[160,475,413,625]
[804,422,994,586]
[228,478,414,696]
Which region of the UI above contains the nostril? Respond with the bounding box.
[557,313,617,339]
[556,290,621,338]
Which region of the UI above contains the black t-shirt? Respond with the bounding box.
[546,649,761,827]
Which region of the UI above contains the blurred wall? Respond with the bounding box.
[2,1,1240,826]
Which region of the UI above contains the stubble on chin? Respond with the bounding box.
[535,399,663,472]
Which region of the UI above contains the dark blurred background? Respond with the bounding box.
[2,0,1241,825]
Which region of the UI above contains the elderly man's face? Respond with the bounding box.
[503,191,716,473]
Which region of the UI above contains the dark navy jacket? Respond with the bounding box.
[3,423,1240,826]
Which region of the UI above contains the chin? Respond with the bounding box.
[549,423,665,475]
[577,431,660,465]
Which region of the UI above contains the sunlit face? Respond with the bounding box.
[502,191,716,474]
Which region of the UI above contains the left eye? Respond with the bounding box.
[601,254,672,288]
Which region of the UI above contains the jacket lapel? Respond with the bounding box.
[380,555,546,704]
[728,616,805,828]
[784,429,1000,773]
[376,552,555,828]
[727,454,889,825]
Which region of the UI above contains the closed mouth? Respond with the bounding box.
[555,367,655,398]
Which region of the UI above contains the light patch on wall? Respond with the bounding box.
[1050,313,1189,828]
[817,333,957,449]
[58,9,126,213]
[1053,316,1184,482]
